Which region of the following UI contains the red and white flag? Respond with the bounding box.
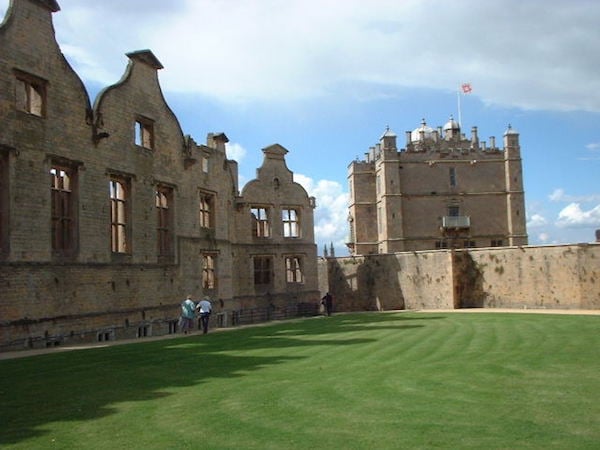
[461,83,472,94]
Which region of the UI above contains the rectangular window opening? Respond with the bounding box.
[15,71,46,117]
[137,325,150,338]
[282,208,300,238]
[449,167,457,187]
[110,177,130,254]
[285,256,304,283]
[251,207,270,238]
[199,192,213,228]
[135,117,154,149]
[202,254,217,289]
[0,152,9,255]
[97,331,112,342]
[253,256,273,285]
[156,185,173,257]
[448,205,460,217]
[50,164,77,255]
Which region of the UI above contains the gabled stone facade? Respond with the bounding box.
[0,0,318,351]
[347,118,528,254]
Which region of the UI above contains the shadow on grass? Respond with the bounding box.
[267,311,446,336]
[0,312,436,445]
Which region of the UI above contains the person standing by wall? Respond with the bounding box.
[180,295,196,334]
[196,296,213,334]
[322,292,333,316]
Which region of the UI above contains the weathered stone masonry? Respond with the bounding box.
[320,243,600,312]
[347,119,528,254]
[0,0,318,351]
[2,0,598,354]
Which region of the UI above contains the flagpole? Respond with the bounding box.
[457,87,462,128]
[458,83,472,128]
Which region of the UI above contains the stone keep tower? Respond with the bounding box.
[347,119,528,255]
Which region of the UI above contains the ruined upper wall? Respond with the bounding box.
[241,143,316,243]
[93,50,187,178]
[0,0,94,261]
[0,0,92,150]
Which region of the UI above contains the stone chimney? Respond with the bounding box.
[207,132,229,152]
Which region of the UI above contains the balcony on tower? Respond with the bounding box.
[442,215,471,230]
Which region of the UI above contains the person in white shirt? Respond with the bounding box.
[196,296,213,334]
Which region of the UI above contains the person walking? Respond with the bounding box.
[196,296,213,334]
[322,292,333,316]
[180,295,196,334]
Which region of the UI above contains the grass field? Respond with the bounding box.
[1,312,598,449]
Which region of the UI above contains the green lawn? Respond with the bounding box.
[1,312,598,449]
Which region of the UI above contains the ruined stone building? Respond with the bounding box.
[0,0,318,350]
[347,118,528,254]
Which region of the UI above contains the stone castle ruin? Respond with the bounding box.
[1,0,598,353]
[0,0,318,351]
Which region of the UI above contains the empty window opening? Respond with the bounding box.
[15,72,46,117]
[285,256,303,283]
[202,254,216,289]
[168,320,178,334]
[251,207,270,237]
[50,165,76,254]
[0,152,9,254]
[199,192,213,228]
[282,208,300,238]
[253,256,272,285]
[156,186,173,256]
[448,205,460,217]
[135,118,154,149]
[97,331,112,342]
[110,178,129,253]
[137,325,149,338]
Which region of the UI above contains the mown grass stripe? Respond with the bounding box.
[0,312,598,449]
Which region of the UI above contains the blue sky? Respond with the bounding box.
[2,0,599,255]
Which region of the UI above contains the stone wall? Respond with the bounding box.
[0,262,180,349]
[467,244,600,309]
[0,0,319,352]
[320,244,600,312]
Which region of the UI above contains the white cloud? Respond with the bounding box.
[549,188,600,203]
[555,203,600,228]
[548,188,567,202]
[538,232,550,243]
[294,174,349,255]
[225,142,247,163]
[579,142,600,160]
[4,0,599,111]
[527,213,547,228]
